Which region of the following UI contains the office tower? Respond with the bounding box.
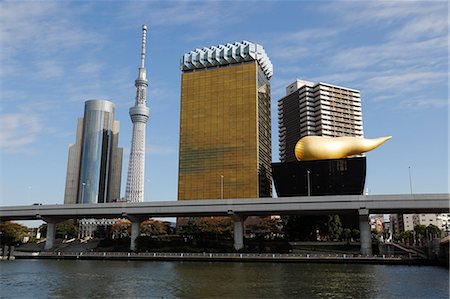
[178,41,273,200]
[125,25,150,202]
[278,80,363,162]
[64,100,123,204]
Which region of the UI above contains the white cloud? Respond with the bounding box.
[397,98,449,109]
[330,36,447,71]
[269,1,449,110]
[0,1,103,78]
[120,2,242,28]
[0,112,42,153]
[389,14,448,41]
[364,71,447,93]
[322,1,447,27]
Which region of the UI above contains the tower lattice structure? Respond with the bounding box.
[125,25,150,202]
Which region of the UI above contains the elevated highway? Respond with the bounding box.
[1,194,448,220]
[1,193,448,255]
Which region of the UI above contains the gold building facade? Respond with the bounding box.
[178,41,273,200]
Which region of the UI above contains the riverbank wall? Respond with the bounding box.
[11,251,443,266]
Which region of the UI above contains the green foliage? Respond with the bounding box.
[111,220,131,239]
[0,221,30,245]
[326,215,343,241]
[56,220,79,239]
[282,214,355,242]
[140,219,168,236]
[180,217,233,240]
[342,228,352,244]
[247,217,283,239]
[39,220,79,239]
[414,224,427,240]
[403,230,414,242]
[426,224,441,239]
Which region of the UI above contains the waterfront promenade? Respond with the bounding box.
[11,251,440,266]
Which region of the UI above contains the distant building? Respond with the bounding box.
[64,100,123,204]
[178,41,273,200]
[390,213,450,234]
[79,218,118,238]
[278,80,363,162]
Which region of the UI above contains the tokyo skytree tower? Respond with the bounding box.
[125,25,150,202]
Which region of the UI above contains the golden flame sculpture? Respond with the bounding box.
[294,136,392,161]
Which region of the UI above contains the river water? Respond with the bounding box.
[1,260,448,298]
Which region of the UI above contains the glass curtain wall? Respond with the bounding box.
[78,100,114,204]
[178,62,272,200]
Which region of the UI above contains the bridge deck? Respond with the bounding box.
[1,194,448,221]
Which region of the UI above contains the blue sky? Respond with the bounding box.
[1,1,448,208]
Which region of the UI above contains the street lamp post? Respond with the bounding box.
[81,182,86,203]
[220,175,224,200]
[307,170,311,197]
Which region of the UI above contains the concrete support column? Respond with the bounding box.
[129,216,142,251]
[359,209,372,256]
[232,214,246,251]
[44,220,57,250]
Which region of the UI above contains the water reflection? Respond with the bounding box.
[0,260,448,299]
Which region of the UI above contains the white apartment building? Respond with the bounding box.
[278,80,363,162]
[391,213,450,233]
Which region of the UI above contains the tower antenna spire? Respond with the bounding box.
[125,25,151,203]
[140,24,147,68]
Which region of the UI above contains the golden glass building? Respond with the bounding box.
[178,41,273,200]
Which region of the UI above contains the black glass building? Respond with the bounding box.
[272,157,366,197]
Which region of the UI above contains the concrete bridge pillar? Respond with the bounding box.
[128,216,143,251]
[232,214,247,251]
[359,208,372,256]
[44,219,57,250]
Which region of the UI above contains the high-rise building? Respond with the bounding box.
[178,41,273,200]
[125,25,150,202]
[64,99,123,204]
[278,80,363,162]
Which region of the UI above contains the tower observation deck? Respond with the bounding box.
[125,25,150,202]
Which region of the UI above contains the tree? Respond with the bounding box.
[326,215,343,241]
[111,220,131,239]
[140,219,168,236]
[197,217,233,240]
[414,224,427,244]
[180,217,233,240]
[39,220,79,239]
[282,215,328,241]
[251,217,283,239]
[56,220,79,239]
[426,224,441,239]
[0,221,30,245]
[372,228,382,241]
[401,230,414,243]
[342,228,352,244]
